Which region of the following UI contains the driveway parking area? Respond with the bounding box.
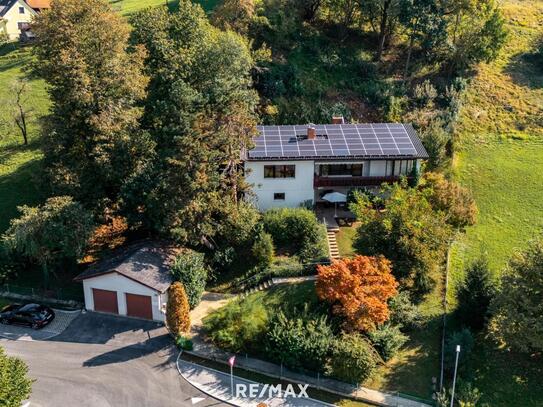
[1,312,224,406]
[0,309,81,341]
[53,311,168,347]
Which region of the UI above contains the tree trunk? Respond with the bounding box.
[376,0,391,61]
[404,34,415,80]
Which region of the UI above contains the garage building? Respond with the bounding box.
[75,242,177,322]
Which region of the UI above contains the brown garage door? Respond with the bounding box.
[92,288,118,314]
[125,293,153,320]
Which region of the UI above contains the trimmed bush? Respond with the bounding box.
[251,231,274,270]
[265,311,334,373]
[166,282,191,336]
[170,250,208,309]
[368,324,408,361]
[0,345,33,407]
[326,333,378,384]
[203,297,269,353]
[175,335,193,351]
[263,207,327,262]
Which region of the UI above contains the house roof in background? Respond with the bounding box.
[0,0,18,16]
[25,0,50,9]
[247,123,428,161]
[74,241,178,293]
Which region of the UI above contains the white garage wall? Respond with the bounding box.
[82,273,165,322]
[245,160,315,210]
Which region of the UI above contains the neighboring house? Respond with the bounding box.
[244,118,428,210]
[0,0,49,40]
[75,242,178,322]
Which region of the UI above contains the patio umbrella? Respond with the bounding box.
[322,192,347,217]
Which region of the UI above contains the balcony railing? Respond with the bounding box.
[314,175,403,187]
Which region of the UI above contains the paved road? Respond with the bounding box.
[1,313,227,407]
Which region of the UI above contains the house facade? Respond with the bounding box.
[0,0,49,40]
[245,120,428,210]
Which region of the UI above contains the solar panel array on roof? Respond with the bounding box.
[248,123,428,160]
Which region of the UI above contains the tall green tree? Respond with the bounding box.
[491,236,543,352]
[456,257,496,331]
[442,0,507,73]
[399,0,448,78]
[32,0,154,213]
[125,3,258,245]
[2,196,94,288]
[359,0,400,60]
[0,346,33,407]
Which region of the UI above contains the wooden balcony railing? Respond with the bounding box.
[314,175,402,188]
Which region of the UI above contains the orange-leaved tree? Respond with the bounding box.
[316,255,398,332]
[166,282,191,336]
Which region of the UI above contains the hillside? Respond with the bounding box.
[450,0,543,289]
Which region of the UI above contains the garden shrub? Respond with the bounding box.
[0,346,32,407]
[388,291,424,329]
[203,297,269,353]
[368,324,408,361]
[166,282,191,336]
[175,335,193,351]
[326,333,378,384]
[445,328,474,373]
[263,208,327,262]
[251,231,274,270]
[171,250,208,309]
[265,311,333,373]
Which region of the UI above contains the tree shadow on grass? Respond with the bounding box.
[503,51,543,89]
[370,316,442,400]
[0,156,45,232]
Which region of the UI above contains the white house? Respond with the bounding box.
[244,119,428,210]
[75,242,177,322]
[0,0,49,40]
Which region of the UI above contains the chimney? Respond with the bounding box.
[332,116,345,124]
[307,125,316,140]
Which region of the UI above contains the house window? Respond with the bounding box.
[319,164,363,177]
[264,165,295,178]
[274,193,285,200]
[17,22,29,30]
[19,6,25,13]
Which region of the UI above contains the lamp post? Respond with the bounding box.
[450,345,461,407]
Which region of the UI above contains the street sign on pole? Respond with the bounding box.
[228,356,236,399]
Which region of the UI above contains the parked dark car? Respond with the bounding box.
[0,303,55,329]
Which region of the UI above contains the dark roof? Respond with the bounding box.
[0,0,17,16]
[247,123,428,161]
[75,241,177,292]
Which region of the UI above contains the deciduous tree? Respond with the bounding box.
[125,3,258,245]
[421,172,477,228]
[32,0,153,213]
[351,182,452,297]
[2,196,94,288]
[491,236,543,352]
[316,255,398,332]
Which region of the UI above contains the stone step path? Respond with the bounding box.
[326,230,341,260]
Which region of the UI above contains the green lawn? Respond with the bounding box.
[0,43,48,233]
[449,141,543,300]
[336,226,357,258]
[447,2,543,405]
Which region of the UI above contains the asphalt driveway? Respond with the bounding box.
[1,312,227,407]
